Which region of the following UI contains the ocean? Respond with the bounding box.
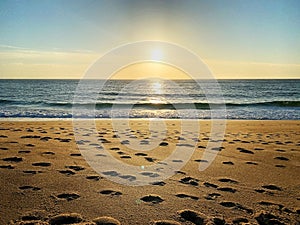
[0,79,299,120]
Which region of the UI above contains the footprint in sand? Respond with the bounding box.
[32,162,51,167]
[255,211,283,225]
[175,193,199,200]
[140,195,164,204]
[258,201,284,210]
[217,187,237,193]
[179,177,199,186]
[135,152,148,156]
[0,147,8,150]
[86,175,101,181]
[140,171,160,178]
[120,155,132,159]
[145,157,156,162]
[246,161,258,165]
[56,193,80,201]
[220,201,253,214]
[93,216,121,225]
[99,190,122,196]
[151,181,166,186]
[2,156,23,162]
[204,192,221,200]
[274,156,289,161]
[18,150,31,154]
[261,184,282,191]
[66,165,85,171]
[58,170,76,176]
[49,213,83,225]
[203,182,218,188]
[218,178,238,184]
[42,151,55,155]
[25,143,35,147]
[222,161,234,165]
[19,185,41,191]
[70,153,81,157]
[0,164,15,169]
[23,170,42,174]
[177,209,206,224]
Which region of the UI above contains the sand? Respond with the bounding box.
[0,120,299,225]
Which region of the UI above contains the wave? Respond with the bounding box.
[1,99,299,109]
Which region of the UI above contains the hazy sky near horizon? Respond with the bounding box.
[0,0,299,79]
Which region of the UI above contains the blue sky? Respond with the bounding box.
[0,0,299,79]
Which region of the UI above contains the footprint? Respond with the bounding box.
[32,162,51,167]
[145,157,156,162]
[21,135,41,139]
[217,187,236,193]
[246,161,258,165]
[175,193,199,200]
[177,209,206,224]
[204,192,221,200]
[19,185,41,191]
[140,195,164,204]
[135,152,148,156]
[151,181,166,186]
[56,193,80,201]
[255,211,283,225]
[274,156,289,161]
[103,171,119,176]
[220,201,253,213]
[23,170,42,174]
[0,164,14,169]
[99,190,122,196]
[2,156,23,162]
[140,172,160,178]
[218,178,238,184]
[42,151,55,155]
[179,177,199,186]
[119,174,136,181]
[93,216,120,225]
[203,182,218,188]
[194,159,208,163]
[222,161,234,165]
[18,150,31,154]
[258,201,284,210]
[120,155,132,159]
[59,170,75,175]
[66,165,85,171]
[70,153,81,157]
[110,147,120,151]
[26,144,35,147]
[261,184,282,191]
[86,175,101,181]
[0,147,8,150]
[239,149,254,154]
[159,142,169,146]
[49,213,83,225]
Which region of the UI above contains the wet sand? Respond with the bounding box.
[0,120,299,225]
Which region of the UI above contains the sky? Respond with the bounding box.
[0,0,299,79]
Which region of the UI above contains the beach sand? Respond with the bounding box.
[0,120,299,225]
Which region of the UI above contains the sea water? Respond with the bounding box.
[0,79,299,120]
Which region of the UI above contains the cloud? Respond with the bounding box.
[0,45,99,78]
[204,59,300,79]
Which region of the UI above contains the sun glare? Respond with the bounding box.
[151,49,163,61]
[152,80,163,94]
